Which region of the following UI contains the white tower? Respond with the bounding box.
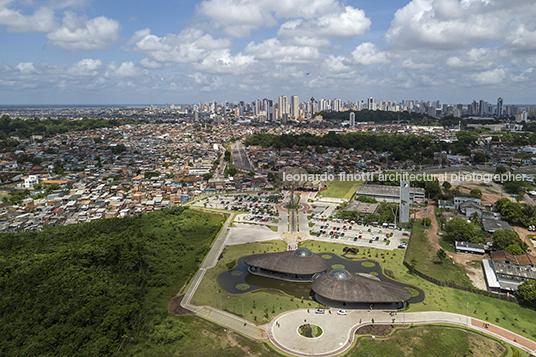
[399,180,410,223]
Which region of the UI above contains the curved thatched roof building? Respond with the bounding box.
[312,268,411,304]
[244,247,328,279]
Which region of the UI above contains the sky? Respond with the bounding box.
[1,0,535,105]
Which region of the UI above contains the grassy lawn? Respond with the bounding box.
[300,240,536,342]
[319,180,363,200]
[406,222,474,288]
[0,190,9,201]
[191,240,320,324]
[349,325,527,357]
[127,315,279,357]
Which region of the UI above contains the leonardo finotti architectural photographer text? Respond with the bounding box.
[282,171,526,184]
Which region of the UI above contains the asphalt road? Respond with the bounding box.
[232,141,254,172]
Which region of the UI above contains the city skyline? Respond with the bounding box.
[1,0,535,105]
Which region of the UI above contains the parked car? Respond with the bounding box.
[337,310,347,315]
[315,309,325,314]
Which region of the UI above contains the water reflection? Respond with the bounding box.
[217,253,424,303]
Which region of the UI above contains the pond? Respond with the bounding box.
[217,253,425,304]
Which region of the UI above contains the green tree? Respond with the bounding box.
[436,248,447,262]
[202,173,213,182]
[516,279,536,309]
[492,229,528,254]
[469,189,483,199]
[495,166,507,174]
[473,152,489,164]
[506,244,525,255]
[442,181,451,190]
[445,218,484,244]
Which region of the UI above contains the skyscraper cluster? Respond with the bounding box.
[188,95,530,123]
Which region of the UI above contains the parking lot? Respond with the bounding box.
[191,191,409,251]
[193,193,281,216]
[308,218,408,250]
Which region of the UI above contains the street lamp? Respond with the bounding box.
[401,300,405,326]
[239,298,244,319]
[466,302,469,327]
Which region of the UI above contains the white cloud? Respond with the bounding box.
[131,28,232,64]
[350,42,389,65]
[386,0,536,51]
[324,55,352,74]
[277,7,370,41]
[16,62,38,74]
[0,3,55,32]
[197,0,353,37]
[506,24,536,51]
[245,38,321,64]
[446,48,503,69]
[139,58,165,69]
[471,68,505,84]
[67,58,103,76]
[105,61,147,78]
[193,50,255,75]
[46,11,121,51]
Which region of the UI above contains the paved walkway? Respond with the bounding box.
[265,309,536,356]
[182,208,536,356]
[180,211,268,340]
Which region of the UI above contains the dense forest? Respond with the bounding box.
[245,131,479,160]
[0,115,141,140]
[0,207,225,356]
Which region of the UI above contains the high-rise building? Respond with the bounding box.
[367,97,376,110]
[497,97,503,117]
[253,99,261,115]
[278,95,288,120]
[349,112,355,127]
[479,99,486,115]
[332,99,342,112]
[291,95,299,119]
[317,99,326,112]
[266,100,274,122]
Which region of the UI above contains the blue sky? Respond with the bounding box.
[1,0,535,105]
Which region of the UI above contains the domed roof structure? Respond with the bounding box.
[312,269,411,304]
[329,268,352,281]
[244,249,328,276]
[294,247,313,257]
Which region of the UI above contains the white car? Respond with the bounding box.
[315,309,325,314]
[337,310,347,315]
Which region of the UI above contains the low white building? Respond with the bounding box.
[23,175,40,189]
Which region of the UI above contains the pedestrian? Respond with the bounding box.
[329,310,331,314]
[307,309,309,313]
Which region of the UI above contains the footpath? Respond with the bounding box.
[180,208,536,356]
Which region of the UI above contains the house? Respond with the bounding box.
[482,211,501,220]
[453,196,481,209]
[482,218,512,233]
[459,201,483,217]
[23,174,40,188]
[438,200,455,210]
[454,241,487,255]
[484,251,536,292]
